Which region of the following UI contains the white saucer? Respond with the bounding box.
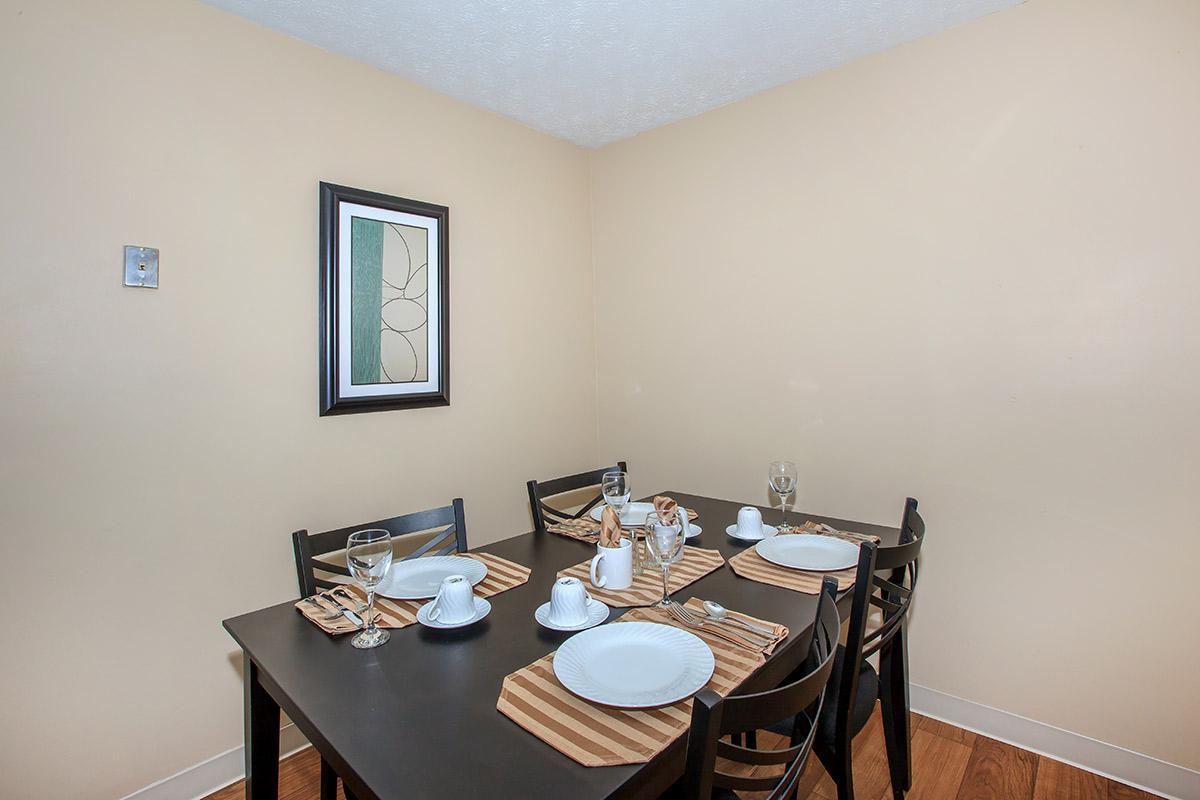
[726,523,779,542]
[416,596,491,629]
[684,524,703,539]
[535,598,611,632]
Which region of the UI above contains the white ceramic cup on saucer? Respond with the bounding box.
[549,576,592,627]
[736,506,764,539]
[425,574,476,624]
[589,538,633,590]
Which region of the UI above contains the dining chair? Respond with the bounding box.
[677,576,841,800]
[290,497,468,800]
[525,461,627,531]
[809,497,925,800]
[292,498,468,597]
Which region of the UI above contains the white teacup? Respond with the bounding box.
[425,574,476,624]
[589,537,633,590]
[549,576,592,626]
[736,506,764,538]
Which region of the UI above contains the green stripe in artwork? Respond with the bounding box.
[350,217,383,384]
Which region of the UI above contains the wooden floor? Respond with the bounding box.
[206,710,1162,800]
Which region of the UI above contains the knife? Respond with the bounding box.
[324,595,364,627]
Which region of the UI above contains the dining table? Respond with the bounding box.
[222,492,900,800]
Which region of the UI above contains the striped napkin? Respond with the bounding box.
[727,520,879,594]
[496,598,788,767]
[295,552,531,635]
[557,546,724,607]
[546,507,699,543]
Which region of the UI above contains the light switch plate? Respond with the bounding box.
[124,245,159,288]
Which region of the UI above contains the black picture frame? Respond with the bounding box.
[319,181,450,415]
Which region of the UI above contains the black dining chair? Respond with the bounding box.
[290,497,469,800]
[807,497,925,800]
[292,498,468,598]
[675,576,841,800]
[525,461,627,531]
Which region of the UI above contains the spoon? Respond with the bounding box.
[702,600,777,637]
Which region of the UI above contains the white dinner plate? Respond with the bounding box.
[725,523,779,542]
[754,534,859,571]
[416,596,491,629]
[588,501,658,527]
[535,598,610,632]
[553,621,715,708]
[377,555,488,600]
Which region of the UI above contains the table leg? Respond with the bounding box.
[244,653,280,800]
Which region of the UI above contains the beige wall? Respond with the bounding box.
[591,0,1199,771]
[0,1,595,797]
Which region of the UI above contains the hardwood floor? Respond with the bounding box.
[205,711,1164,800]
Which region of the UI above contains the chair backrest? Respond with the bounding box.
[291,498,468,597]
[681,577,841,800]
[831,497,925,748]
[525,461,628,531]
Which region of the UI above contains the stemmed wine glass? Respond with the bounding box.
[643,513,685,607]
[768,461,798,533]
[601,470,631,522]
[346,529,394,650]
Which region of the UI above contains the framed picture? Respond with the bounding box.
[319,182,450,415]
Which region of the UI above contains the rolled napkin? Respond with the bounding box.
[599,505,623,548]
[653,495,679,525]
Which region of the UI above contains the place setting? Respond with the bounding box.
[498,517,789,768]
[726,461,884,593]
[555,496,723,608]
[295,529,532,640]
[544,470,700,543]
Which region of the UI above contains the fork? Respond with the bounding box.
[667,603,766,651]
[303,596,341,620]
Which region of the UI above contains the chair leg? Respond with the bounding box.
[815,740,855,800]
[343,782,360,800]
[319,758,336,800]
[878,633,913,796]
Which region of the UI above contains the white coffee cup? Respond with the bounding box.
[549,576,593,626]
[736,506,764,538]
[425,574,476,624]
[589,537,633,590]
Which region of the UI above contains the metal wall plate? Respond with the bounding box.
[124,245,159,288]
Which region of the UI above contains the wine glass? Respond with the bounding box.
[601,470,631,523]
[643,513,685,607]
[768,461,798,533]
[346,529,393,650]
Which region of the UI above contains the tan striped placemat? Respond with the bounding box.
[556,546,724,607]
[295,552,531,635]
[496,598,788,767]
[546,507,699,543]
[727,520,877,595]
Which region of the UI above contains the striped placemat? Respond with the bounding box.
[727,521,877,595]
[556,546,724,607]
[546,507,699,543]
[295,552,531,635]
[496,598,788,767]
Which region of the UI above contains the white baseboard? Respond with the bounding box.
[122,687,1200,800]
[910,683,1199,800]
[120,724,310,800]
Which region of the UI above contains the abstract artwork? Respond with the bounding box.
[320,182,449,415]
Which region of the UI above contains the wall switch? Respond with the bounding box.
[124,245,159,288]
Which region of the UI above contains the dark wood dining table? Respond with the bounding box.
[223,492,900,800]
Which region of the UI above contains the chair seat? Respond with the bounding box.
[766,646,878,746]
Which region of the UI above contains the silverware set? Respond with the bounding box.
[303,589,367,626]
[667,601,774,650]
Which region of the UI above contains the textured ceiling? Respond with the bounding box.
[201,0,1022,147]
